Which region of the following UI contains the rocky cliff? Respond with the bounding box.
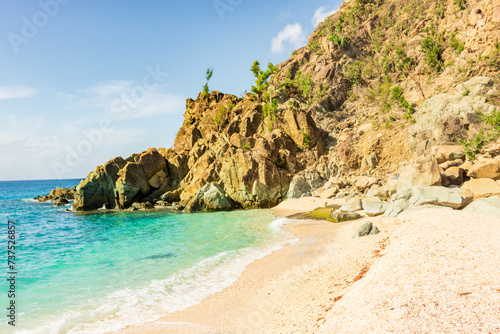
[70,0,500,212]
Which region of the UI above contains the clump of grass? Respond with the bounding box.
[391,86,414,119]
[212,105,226,125]
[449,32,465,54]
[460,131,487,160]
[308,40,323,55]
[454,0,466,11]
[242,143,251,151]
[460,109,500,159]
[420,26,445,72]
[302,132,311,148]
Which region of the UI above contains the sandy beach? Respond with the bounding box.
[116,200,500,334]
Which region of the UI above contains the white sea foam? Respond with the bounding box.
[16,238,291,334]
[21,198,38,203]
[270,217,292,232]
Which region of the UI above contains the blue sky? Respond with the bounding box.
[0,0,341,181]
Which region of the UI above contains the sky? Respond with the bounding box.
[0,0,341,181]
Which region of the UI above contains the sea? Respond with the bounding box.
[0,179,294,333]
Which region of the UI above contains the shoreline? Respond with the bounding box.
[115,200,392,333]
[113,201,500,333]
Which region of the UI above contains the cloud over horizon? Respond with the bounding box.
[270,23,307,54]
[0,86,37,100]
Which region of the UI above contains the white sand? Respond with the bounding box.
[319,209,500,333]
[116,204,500,334]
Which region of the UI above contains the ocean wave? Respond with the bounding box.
[21,198,38,203]
[270,217,292,232]
[16,241,288,334]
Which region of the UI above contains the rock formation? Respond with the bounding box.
[41,0,499,213]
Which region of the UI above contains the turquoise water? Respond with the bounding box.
[0,180,292,333]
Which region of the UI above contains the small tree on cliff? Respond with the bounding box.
[250,61,277,102]
[202,67,214,98]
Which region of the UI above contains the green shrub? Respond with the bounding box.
[212,106,226,124]
[391,86,414,118]
[302,132,311,148]
[420,26,445,72]
[449,32,465,54]
[487,43,500,70]
[242,143,251,151]
[454,0,466,11]
[202,68,214,98]
[346,61,363,84]
[460,131,488,160]
[250,61,277,102]
[328,33,349,48]
[479,108,500,139]
[308,40,323,55]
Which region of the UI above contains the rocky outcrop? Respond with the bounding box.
[35,186,76,202]
[409,77,498,152]
[385,186,474,217]
[397,155,442,192]
[182,183,233,212]
[73,148,181,211]
[71,90,326,211]
[44,0,500,216]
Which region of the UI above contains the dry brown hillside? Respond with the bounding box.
[70,0,500,212]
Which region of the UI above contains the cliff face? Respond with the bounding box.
[72,0,500,212]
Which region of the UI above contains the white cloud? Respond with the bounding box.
[271,23,307,54]
[0,86,37,100]
[312,6,337,27]
[71,80,185,119]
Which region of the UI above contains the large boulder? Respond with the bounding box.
[136,148,167,180]
[340,197,363,212]
[467,158,500,180]
[282,109,318,148]
[73,166,117,211]
[430,145,465,164]
[443,167,464,185]
[461,178,500,200]
[354,177,379,192]
[397,155,442,192]
[361,197,388,217]
[183,183,233,212]
[287,168,324,198]
[385,186,474,217]
[463,197,500,218]
[115,162,150,208]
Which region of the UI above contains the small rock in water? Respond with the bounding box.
[52,198,70,207]
[353,222,380,238]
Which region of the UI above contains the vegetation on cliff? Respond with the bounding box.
[68,0,500,212]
